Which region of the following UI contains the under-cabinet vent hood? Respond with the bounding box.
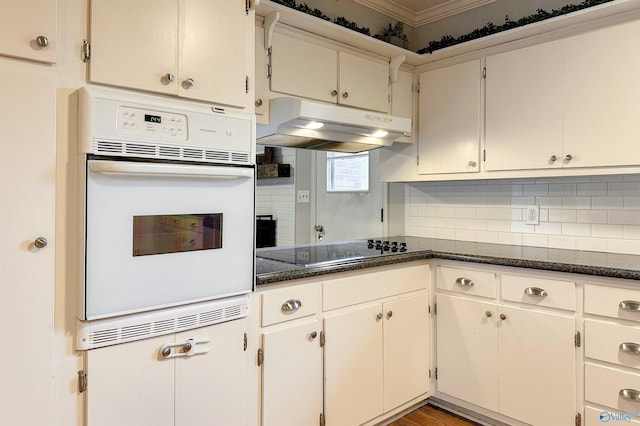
[256,97,412,153]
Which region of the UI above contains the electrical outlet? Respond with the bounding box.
[526,205,540,225]
[296,190,310,203]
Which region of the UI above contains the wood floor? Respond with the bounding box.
[389,404,481,426]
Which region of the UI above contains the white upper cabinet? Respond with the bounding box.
[485,40,563,171]
[391,68,415,142]
[563,18,640,168]
[89,0,251,108]
[270,29,390,113]
[0,0,57,63]
[418,60,481,175]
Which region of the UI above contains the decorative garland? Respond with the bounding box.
[270,0,614,54]
[418,0,614,54]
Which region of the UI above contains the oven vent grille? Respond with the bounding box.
[77,295,249,350]
[92,140,252,165]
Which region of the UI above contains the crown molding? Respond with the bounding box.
[353,0,497,27]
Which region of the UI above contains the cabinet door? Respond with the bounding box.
[179,0,250,107]
[338,51,389,112]
[435,294,498,411]
[0,59,56,426]
[383,293,430,411]
[270,31,337,104]
[86,336,175,426]
[485,40,563,171]
[89,0,178,94]
[255,27,270,124]
[564,19,640,168]
[0,0,56,63]
[324,304,384,426]
[418,60,481,175]
[498,305,575,426]
[175,320,247,426]
[262,319,323,426]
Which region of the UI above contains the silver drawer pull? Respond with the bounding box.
[620,388,640,402]
[620,300,640,311]
[620,342,640,355]
[524,287,548,297]
[456,277,474,287]
[281,299,302,312]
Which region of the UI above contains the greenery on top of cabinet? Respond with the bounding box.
[271,0,372,35]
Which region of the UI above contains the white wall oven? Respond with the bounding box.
[76,86,255,350]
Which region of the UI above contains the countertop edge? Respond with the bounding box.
[256,249,640,286]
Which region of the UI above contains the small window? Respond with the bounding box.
[326,151,369,192]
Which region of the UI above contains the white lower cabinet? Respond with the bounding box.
[435,264,576,426]
[86,320,248,426]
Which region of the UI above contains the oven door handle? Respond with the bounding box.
[89,160,253,179]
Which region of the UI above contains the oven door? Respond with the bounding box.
[82,158,255,320]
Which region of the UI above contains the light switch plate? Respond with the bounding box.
[297,190,310,203]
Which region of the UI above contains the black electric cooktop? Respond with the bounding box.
[256,238,412,267]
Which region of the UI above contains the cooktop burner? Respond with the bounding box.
[256,238,410,267]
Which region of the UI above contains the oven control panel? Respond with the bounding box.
[117,106,188,141]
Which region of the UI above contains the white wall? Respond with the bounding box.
[256,147,296,247]
[405,174,640,254]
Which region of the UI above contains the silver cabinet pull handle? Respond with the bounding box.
[564,154,573,162]
[485,311,492,318]
[549,155,558,162]
[161,73,175,85]
[330,90,338,97]
[342,91,349,99]
[468,161,477,167]
[620,388,640,402]
[456,277,474,287]
[376,313,383,321]
[499,313,507,320]
[386,311,393,319]
[524,287,548,297]
[620,300,640,311]
[159,338,209,359]
[309,331,318,341]
[34,236,48,249]
[182,78,195,89]
[35,35,49,47]
[281,299,302,312]
[620,342,640,355]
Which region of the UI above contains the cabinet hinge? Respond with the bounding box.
[243,333,248,351]
[428,369,431,378]
[81,39,91,63]
[416,155,419,166]
[267,47,273,79]
[575,331,581,348]
[257,348,264,366]
[416,82,420,93]
[483,149,486,162]
[428,305,431,314]
[320,331,325,347]
[435,367,438,380]
[320,413,326,426]
[245,0,250,14]
[388,93,391,103]
[482,67,487,79]
[78,370,87,393]
[245,76,249,94]
[434,302,437,315]
[576,412,582,426]
[380,208,384,223]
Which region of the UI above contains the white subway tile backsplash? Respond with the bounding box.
[405,174,640,254]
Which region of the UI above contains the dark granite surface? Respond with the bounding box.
[256,237,640,285]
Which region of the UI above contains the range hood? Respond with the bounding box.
[256,97,412,153]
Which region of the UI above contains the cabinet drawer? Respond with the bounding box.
[584,406,640,425]
[501,274,575,311]
[323,263,429,311]
[585,363,640,412]
[436,266,495,298]
[585,285,640,322]
[585,320,640,370]
[261,283,321,327]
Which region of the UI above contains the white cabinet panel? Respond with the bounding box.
[485,40,563,171]
[585,284,640,323]
[338,51,389,112]
[0,0,57,63]
[498,305,575,426]
[383,293,430,411]
[564,19,640,168]
[262,318,323,426]
[585,319,640,370]
[324,304,384,426]
[270,31,337,104]
[0,59,56,426]
[391,68,415,142]
[418,60,481,174]
[436,265,496,298]
[585,362,640,413]
[436,294,499,411]
[501,274,576,311]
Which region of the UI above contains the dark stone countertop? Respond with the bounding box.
[256,237,640,286]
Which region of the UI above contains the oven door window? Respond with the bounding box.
[133,214,222,256]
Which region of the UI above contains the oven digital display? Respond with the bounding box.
[144,114,162,124]
[132,213,222,256]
